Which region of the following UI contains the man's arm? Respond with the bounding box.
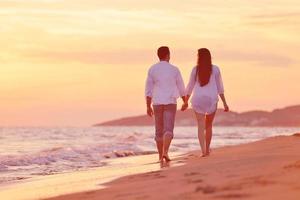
[146,96,153,117]
[145,69,154,117]
[176,69,188,111]
[176,70,186,103]
[180,96,188,111]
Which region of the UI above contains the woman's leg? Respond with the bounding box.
[205,112,216,156]
[194,111,206,156]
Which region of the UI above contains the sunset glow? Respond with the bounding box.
[1,0,299,126]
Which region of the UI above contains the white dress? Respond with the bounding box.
[186,65,224,114]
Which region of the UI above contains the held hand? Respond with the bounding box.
[181,102,188,111]
[147,106,154,117]
[224,103,229,112]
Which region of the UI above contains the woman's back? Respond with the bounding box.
[186,65,224,114]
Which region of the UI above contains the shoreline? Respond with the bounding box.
[0,152,184,200]
[1,134,299,200]
[45,133,300,200]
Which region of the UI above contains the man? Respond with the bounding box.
[145,46,188,162]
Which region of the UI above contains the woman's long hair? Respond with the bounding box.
[196,48,212,86]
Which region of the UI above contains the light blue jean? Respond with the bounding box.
[153,104,177,141]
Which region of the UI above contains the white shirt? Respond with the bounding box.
[145,61,186,105]
[186,65,224,114]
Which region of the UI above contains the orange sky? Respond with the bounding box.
[0,0,300,126]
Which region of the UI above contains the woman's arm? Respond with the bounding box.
[185,67,197,99]
[181,68,196,111]
[219,93,229,112]
[215,66,229,112]
[176,69,186,103]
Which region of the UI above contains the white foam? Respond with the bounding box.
[0,126,298,185]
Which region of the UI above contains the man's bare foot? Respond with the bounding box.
[158,156,163,163]
[163,154,171,162]
[201,153,208,157]
[157,155,164,163]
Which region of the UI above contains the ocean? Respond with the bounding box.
[0,126,299,185]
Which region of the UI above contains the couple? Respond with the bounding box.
[145,46,229,162]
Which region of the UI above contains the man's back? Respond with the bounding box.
[145,61,185,105]
[145,46,188,162]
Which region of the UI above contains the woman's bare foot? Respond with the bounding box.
[205,148,212,156]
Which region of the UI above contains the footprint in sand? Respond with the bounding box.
[293,133,300,137]
[284,160,300,169]
[195,185,217,194]
[84,191,97,195]
[154,173,166,179]
[143,171,160,177]
[221,184,243,191]
[188,179,203,183]
[216,193,250,199]
[237,176,277,188]
[142,171,166,179]
[184,172,199,176]
[134,195,150,200]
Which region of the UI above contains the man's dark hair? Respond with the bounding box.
[157,46,170,60]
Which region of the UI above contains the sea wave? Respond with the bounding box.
[0,126,299,185]
[0,145,155,170]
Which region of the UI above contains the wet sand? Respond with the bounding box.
[1,134,300,200]
[45,134,300,200]
[0,153,182,200]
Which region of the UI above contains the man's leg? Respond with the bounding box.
[162,104,177,161]
[153,105,164,161]
[162,134,172,161]
[156,140,163,161]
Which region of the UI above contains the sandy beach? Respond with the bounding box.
[1,134,299,200]
[0,152,183,200]
[2,1,300,200]
[41,133,300,200]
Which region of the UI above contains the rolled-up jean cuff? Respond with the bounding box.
[153,104,176,142]
[155,136,164,142]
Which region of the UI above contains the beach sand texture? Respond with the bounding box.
[43,134,300,200]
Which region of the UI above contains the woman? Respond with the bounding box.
[186,48,229,157]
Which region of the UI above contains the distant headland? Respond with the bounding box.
[95,105,300,127]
